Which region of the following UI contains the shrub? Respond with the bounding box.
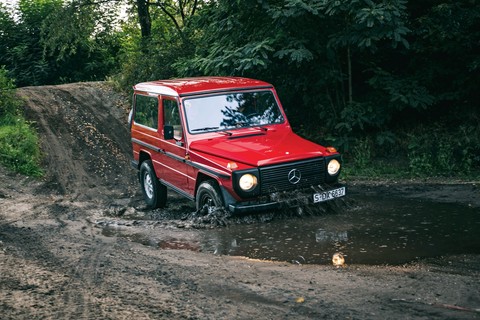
[0,66,43,176]
[0,66,20,121]
[0,119,43,177]
[406,125,479,177]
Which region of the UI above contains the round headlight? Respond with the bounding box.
[239,174,258,191]
[327,159,341,175]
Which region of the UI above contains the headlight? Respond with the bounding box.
[327,159,341,175]
[239,174,258,191]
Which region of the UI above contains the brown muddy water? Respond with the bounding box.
[102,196,480,265]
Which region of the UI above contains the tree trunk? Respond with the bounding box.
[136,0,151,38]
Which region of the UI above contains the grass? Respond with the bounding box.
[0,67,43,177]
[338,124,480,182]
[0,118,43,177]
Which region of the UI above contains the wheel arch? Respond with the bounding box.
[194,172,238,209]
[138,151,152,168]
[194,172,219,198]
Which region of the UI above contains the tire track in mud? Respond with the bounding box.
[55,238,110,319]
[48,217,178,319]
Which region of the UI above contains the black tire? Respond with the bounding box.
[196,180,224,214]
[139,160,167,209]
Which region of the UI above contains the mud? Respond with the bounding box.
[0,82,479,319]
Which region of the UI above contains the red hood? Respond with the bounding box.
[188,129,327,167]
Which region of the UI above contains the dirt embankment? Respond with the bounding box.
[19,82,137,201]
[0,82,479,319]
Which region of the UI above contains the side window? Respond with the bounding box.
[134,94,158,129]
[163,99,183,140]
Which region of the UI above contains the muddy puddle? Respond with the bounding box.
[102,196,480,265]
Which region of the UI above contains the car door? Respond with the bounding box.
[158,97,193,197]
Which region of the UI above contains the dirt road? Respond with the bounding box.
[1,82,479,319]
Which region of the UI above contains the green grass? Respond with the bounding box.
[0,67,43,177]
[337,123,480,181]
[0,118,43,177]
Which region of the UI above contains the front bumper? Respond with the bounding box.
[227,184,346,214]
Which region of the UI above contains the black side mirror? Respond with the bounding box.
[164,125,174,140]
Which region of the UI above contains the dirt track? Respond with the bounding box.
[1,82,479,319]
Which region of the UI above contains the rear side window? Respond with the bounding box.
[134,94,158,129]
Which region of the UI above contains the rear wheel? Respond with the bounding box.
[196,180,224,214]
[139,160,167,209]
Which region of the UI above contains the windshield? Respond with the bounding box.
[183,90,284,134]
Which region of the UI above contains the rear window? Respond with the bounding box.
[134,94,158,129]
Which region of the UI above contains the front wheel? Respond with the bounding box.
[139,160,167,209]
[196,181,224,214]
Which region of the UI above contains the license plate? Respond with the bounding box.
[313,187,346,203]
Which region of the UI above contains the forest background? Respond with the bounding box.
[0,0,479,178]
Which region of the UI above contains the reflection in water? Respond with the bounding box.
[315,229,348,243]
[102,195,480,265]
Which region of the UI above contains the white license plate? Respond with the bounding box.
[313,187,346,203]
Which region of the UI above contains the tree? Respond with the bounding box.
[113,0,204,87]
[0,0,123,86]
[2,0,63,86]
[179,0,415,144]
[0,4,17,69]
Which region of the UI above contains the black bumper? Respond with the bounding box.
[227,184,346,214]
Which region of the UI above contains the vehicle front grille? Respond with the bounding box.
[259,158,325,194]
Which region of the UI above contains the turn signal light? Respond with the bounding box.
[326,146,337,153]
[227,161,238,169]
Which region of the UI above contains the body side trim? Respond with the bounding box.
[159,179,194,201]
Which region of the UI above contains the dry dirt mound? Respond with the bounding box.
[18,82,137,201]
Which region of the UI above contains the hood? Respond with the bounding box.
[188,129,327,167]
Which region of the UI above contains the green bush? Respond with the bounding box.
[351,138,373,170]
[0,120,43,177]
[0,66,43,177]
[342,124,479,179]
[0,66,20,120]
[406,125,479,177]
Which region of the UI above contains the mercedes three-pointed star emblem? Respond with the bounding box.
[288,169,301,184]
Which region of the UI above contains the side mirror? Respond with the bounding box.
[128,109,133,127]
[164,125,174,140]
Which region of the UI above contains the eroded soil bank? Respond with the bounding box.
[1,82,479,319]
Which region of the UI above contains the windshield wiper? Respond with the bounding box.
[191,126,219,132]
[219,130,233,136]
[253,126,268,132]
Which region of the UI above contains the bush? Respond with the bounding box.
[0,120,43,177]
[406,125,479,177]
[0,66,20,120]
[0,66,43,176]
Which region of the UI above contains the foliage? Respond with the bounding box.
[0,67,43,176]
[176,0,416,143]
[0,0,121,86]
[0,0,479,178]
[351,137,373,170]
[114,0,202,89]
[0,120,43,177]
[320,0,411,50]
[0,67,21,120]
[406,125,479,177]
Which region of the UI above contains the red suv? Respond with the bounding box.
[130,77,345,214]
